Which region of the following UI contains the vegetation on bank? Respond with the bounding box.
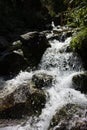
[70,27,87,69]
[67,2,87,28]
[70,28,87,52]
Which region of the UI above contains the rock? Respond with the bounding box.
[49,104,87,130]
[0,31,51,76]
[72,72,87,93]
[70,28,87,69]
[20,31,51,66]
[0,81,46,119]
[71,120,87,130]
[0,36,10,52]
[0,52,28,76]
[32,72,53,89]
[60,31,72,42]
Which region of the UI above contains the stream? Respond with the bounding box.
[0,25,87,130]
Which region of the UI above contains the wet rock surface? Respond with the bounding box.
[49,104,87,130]
[32,72,53,89]
[20,31,51,66]
[72,72,87,93]
[48,26,73,42]
[0,79,46,119]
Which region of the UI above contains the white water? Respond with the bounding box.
[0,29,87,130]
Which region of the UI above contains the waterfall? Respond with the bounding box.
[0,27,87,130]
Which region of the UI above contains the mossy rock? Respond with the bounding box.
[70,28,87,52]
[49,104,87,130]
[70,28,87,69]
[72,72,87,93]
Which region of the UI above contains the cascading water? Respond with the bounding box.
[0,27,87,130]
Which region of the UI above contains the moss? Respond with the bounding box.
[70,28,87,52]
[67,3,87,28]
[70,28,87,69]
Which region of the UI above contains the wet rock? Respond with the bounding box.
[49,104,87,130]
[20,31,51,66]
[60,31,72,42]
[0,81,46,119]
[72,72,87,93]
[0,31,51,76]
[0,52,28,76]
[48,33,61,41]
[71,119,87,130]
[12,40,22,51]
[32,72,53,89]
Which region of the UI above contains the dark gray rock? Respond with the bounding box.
[72,72,87,93]
[49,104,87,130]
[20,32,51,66]
[32,72,53,89]
[0,52,28,76]
[0,81,46,119]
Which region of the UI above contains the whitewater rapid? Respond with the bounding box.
[0,30,87,130]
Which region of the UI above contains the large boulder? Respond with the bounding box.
[72,72,87,93]
[20,31,51,66]
[0,80,46,119]
[49,104,87,130]
[0,52,28,76]
[0,31,51,76]
[32,72,53,89]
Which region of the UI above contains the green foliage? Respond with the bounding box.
[67,2,87,27]
[70,28,87,52]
